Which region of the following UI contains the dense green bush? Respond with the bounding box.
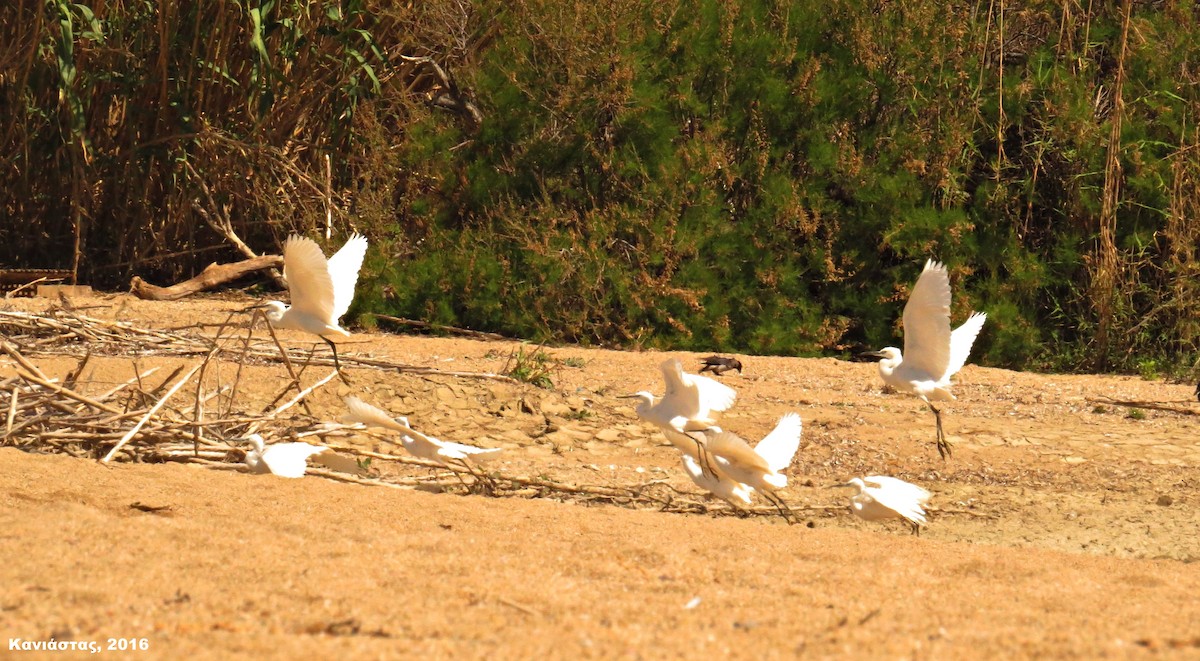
[3,1,1198,374]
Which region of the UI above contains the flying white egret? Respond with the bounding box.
[864,259,986,459]
[621,358,737,476]
[261,233,368,382]
[838,475,932,535]
[243,434,327,478]
[657,426,753,509]
[342,396,502,489]
[701,413,803,523]
[679,453,753,509]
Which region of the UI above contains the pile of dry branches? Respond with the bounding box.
[0,308,817,518]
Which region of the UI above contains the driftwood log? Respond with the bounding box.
[130,255,283,301]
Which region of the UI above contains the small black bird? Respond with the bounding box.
[1194,381,1199,403]
[699,355,743,376]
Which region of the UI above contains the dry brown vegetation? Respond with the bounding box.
[3,2,1200,371]
[2,293,1198,657]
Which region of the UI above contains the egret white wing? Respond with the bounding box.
[659,358,702,418]
[681,454,752,507]
[261,442,327,478]
[658,358,711,430]
[705,429,771,473]
[862,476,930,523]
[660,357,736,430]
[282,236,336,323]
[661,427,707,460]
[439,441,503,463]
[326,233,368,322]
[753,413,802,473]
[687,371,737,415]
[343,396,409,433]
[943,311,987,381]
[900,260,952,381]
[398,432,446,462]
[864,475,932,504]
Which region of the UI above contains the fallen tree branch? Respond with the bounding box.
[1085,396,1200,416]
[182,160,286,288]
[372,314,510,341]
[396,54,483,132]
[130,255,283,300]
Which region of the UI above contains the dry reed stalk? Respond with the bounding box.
[3,310,830,521]
[0,309,518,383]
[101,359,207,462]
[5,386,16,435]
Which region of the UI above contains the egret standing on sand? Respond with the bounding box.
[838,475,932,535]
[863,259,986,459]
[621,358,737,475]
[261,233,368,382]
[701,413,803,523]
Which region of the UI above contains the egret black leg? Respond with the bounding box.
[694,439,718,479]
[455,458,496,496]
[928,402,952,459]
[323,337,351,385]
[763,491,797,525]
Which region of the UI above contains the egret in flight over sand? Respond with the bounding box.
[679,452,753,509]
[243,434,327,478]
[621,358,737,476]
[658,427,753,509]
[863,259,986,459]
[343,396,502,488]
[701,413,803,523]
[837,475,932,535]
[261,233,368,382]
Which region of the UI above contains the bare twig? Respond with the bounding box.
[5,386,16,435]
[372,314,510,341]
[101,360,206,463]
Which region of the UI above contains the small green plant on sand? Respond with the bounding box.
[503,343,554,388]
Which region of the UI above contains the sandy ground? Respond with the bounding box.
[1,294,1199,659]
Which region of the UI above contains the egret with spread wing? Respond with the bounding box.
[863,260,986,459]
[621,358,737,477]
[261,233,367,382]
[838,475,932,535]
[343,396,501,490]
[659,427,753,509]
[701,413,803,523]
[243,434,327,478]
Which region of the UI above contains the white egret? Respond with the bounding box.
[621,357,737,476]
[342,396,502,488]
[701,413,803,523]
[838,475,932,535]
[659,426,753,509]
[261,233,368,381]
[680,453,753,509]
[243,434,327,478]
[864,259,986,459]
